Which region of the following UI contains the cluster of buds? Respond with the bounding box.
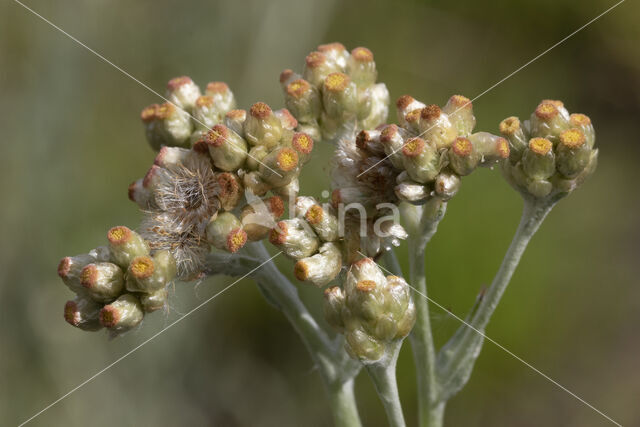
[132,77,318,279]
[499,100,598,199]
[323,258,416,362]
[280,43,389,141]
[58,226,176,335]
[269,196,342,287]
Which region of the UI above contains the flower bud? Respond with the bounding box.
[380,124,407,169]
[359,83,390,130]
[284,78,322,123]
[166,76,201,112]
[401,137,440,183]
[245,145,269,171]
[395,95,425,130]
[499,116,528,162]
[126,250,176,293]
[100,293,144,334]
[303,51,337,87]
[303,203,339,242]
[206,212,247,253]
[448,137,480,176]
[274,108,298,131]
[107,226,150,269]
[323,286,346,331]
[140,288,168,313]
[240,196,285,241]
[153,146,202,170]
[434,171,461,201]
[141,102,193,150]
[128,178,153,209]
[556,128,591,178]
[269,218,319,259]
[205,81,236,114]
[215,172,242,211]
[325,258,416,362]
[64,296,103,331]
[80,262,124,303]
[530,101,569,143]
[419,105,457,150]
[272,177,300,202]
[258,147,300,187]
[443,94,476,137]
[224,109,247,136]
[355,129,384,155]
[288,132,314,164]
[318,42,349,70]
[347,47,377,87]
[395,178,429,203]
[242,171,271,196]
[295,122,322,142]
[205,124,248,171]
[522,137,555,180]
[569,113,595,149]
[58,253,96,294]
[244,102,283,148]
[294,242,342,286]
[322,72,358,119]
[279,69,300,88]
[192,95,221,131]
[469,132,510,166]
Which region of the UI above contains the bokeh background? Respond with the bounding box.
[1,0,639,426]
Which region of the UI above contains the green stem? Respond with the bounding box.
[437,196,556,399]
[218,242,362,426]
[403,199,447,427]
[365,341,407,427]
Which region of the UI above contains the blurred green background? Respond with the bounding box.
[1,0,639,425]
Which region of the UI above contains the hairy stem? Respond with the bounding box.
[403,199,447,427]
[237,241,362,426]
[437,196,556,399]
[365,341,407,427]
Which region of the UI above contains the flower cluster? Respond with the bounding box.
[280,43,389,141]
[269,196,342,286]
[499,100,598,199]
[323,258,416,362]
[58,226,175,335]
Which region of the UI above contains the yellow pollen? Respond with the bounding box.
[196,96,214,108]
[529,137,552,155]
[80,265,96,286]
[107,226,130,244]
[100,306,119,327]
[305,205,324,225]
[227,229,247,253]
[286,79,309,98]
[131,256,155,278]
[324,73,349,92]
[141,105,158,122]
[405,109,421,123]
[206,81,229,94]
[250,102,271,119]
[402,138,425,157]
[559,129,586,148]
[293,133,313,154]
[535,102,558,119]
[450,94,471,108]
[305,51,325,68]
[499,117,520,135]
[570,113,591,127]
[277,149,299,171]
[351,47,373,62]
[452,138,472,156]
[356,280,376,292]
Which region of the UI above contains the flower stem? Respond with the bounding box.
[240,241,363,426]
[437,196,556,398]
[403,198,447,427]
[365,340,407,427]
